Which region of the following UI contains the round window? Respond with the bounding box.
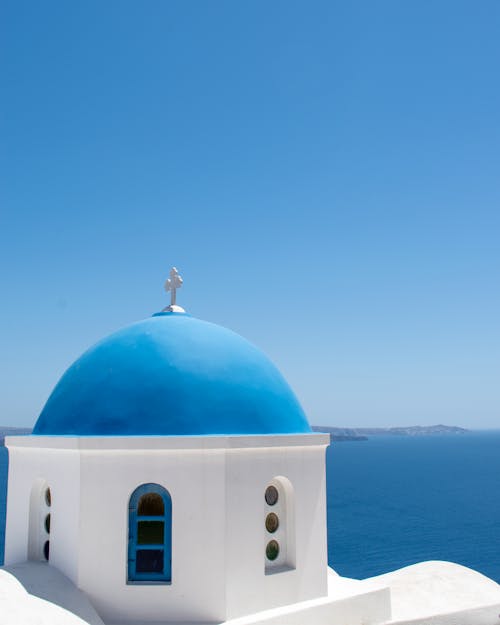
[265,512,279,533]
[265,485,279,506]
[43,541,50,561]
[45,488,51,507]
[266,540,280,561]
[44,514,51,534]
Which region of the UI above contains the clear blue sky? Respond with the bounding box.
[1,1,498,429]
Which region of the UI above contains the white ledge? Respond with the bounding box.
[5,432,329,451]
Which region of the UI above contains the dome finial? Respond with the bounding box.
[163,267,185,313]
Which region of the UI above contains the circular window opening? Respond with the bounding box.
[44,514,51,534]
[45,488,51,507]
[265,512,279,533]
[43,541,50,561]
[266,540,279,561]
[265,485,279,506]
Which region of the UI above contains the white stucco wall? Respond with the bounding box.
[4,443,81,583]
[4,433,330,624]
[224,443,328,619]
[77,444,228,623]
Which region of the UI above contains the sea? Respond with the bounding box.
[0,431,499,582]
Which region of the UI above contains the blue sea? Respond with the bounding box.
[1,432,499,582]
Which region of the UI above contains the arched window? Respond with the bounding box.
[264,477,295,573]
[128,483,172,583]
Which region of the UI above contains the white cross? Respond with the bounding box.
[164,267,183,307]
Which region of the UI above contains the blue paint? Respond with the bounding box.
[33,313,310,436]
[128,483,172,582]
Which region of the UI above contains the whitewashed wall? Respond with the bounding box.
[5,442,81,584]
[224,443,328,619]
[4,434,329,623]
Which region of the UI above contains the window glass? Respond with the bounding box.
[138,493,164,516]
[265,485,279,506]
[138,521,164,545]
[136,549,164,573]
[266,540,279,561]
[265,512,279,533]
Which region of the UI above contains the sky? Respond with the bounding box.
[0,1,499,429]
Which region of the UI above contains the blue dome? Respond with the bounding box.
[33,312,311,436]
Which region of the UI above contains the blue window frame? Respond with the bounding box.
[128,483,172,583]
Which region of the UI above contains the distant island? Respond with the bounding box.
[312,424,468,441]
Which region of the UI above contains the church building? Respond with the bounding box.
[2,269,500,625]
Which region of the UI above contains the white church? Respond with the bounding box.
[1,269,500,625]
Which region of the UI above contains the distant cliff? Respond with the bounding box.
[313,424,468,441]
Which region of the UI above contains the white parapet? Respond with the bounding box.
[372,560,500,625]
[0,561,104,625]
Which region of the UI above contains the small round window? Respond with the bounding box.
[265,512,279,533]
[45,488,51,507]
[265,485,278,506]
[266,540,279,561]
[44,514,51,534]
[43,541,50,561]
